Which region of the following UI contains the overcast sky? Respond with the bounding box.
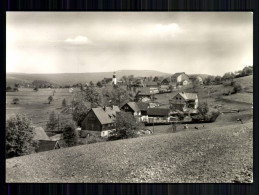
[6,12,253,75]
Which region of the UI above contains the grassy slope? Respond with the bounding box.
[6,88,77,127]
[6,121,252,183]
[6,75,253,182]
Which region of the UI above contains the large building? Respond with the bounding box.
[169,92,198,111]
[171,72,190,86]
[81,106,120,131]
[121,102,149,122]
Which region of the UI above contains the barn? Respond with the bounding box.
[147,108,171,124]
[121,102,149,122]
[81,106,120,132]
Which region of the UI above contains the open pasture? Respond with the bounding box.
[6,88,78,127]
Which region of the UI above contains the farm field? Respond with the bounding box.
[6,120,253,183]
[6,88,79,128]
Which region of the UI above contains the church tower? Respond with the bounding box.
[112,72,117,85]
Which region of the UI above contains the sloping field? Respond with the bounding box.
[6,121,252,183]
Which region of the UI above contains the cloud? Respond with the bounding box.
[65,35,92,44]
[146,23,182,39]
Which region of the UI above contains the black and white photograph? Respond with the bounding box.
[6,12,253,183]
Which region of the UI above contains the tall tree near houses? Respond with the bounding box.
[48,96,53,104]
[71,86,102,126]
[63,121,78,147]
[46,111,59,131]
[6,114,38,158]
[104,86,130,107]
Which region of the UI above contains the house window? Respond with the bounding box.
[176,97,178,100]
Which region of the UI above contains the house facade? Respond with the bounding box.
[169,92,198,111]
[121,102,149,122]
[171,72,190,85]
[81,106,120,133]
[147,108,171,124]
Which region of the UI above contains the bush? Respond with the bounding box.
[63,121,78,147]
[191,102,220,123]
[12,98,19,104]
[48,96,53,104]
[46,111,58,131]
[6,114,38,158]
[62,98,67,107]
[233,82,243,94]
[108,111,142,140]
[6,86,13,92]
[34,87,38,91]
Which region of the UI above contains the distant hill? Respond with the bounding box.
[6,70,171,86]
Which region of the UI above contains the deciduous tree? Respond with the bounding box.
[72,87,102,126]
[46,111,58,131]
[6,114,38,158]
[63,121,78,147]
[109,111,142,140]
[48,96,53,104]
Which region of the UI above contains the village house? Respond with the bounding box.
[33,127,60,153]
[135,88,155,102]
[160,77,171,89]
[81,106,120,137]
[147,108,171,124]
[144,81,159,88]
[169,92,198,111]
[121,102,149,122]
[171,72,190,86]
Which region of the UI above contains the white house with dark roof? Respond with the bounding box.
[169,92,198,111]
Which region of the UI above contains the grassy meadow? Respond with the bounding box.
[6,88,78,128]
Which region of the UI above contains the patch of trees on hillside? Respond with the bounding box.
[203,66,253,86]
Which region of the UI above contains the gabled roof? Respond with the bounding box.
[177,92,198,100]
[136,102,149,111]
[137,88,154,96]
[161,77,171,83]
[36,140,60,152]
[171,72,186,79]
[147,108,171,116]
[92,106,120,125]
[33,127,50,141]
[122,102,149,112]
[145,81,158,86]
[126,102,140,112]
